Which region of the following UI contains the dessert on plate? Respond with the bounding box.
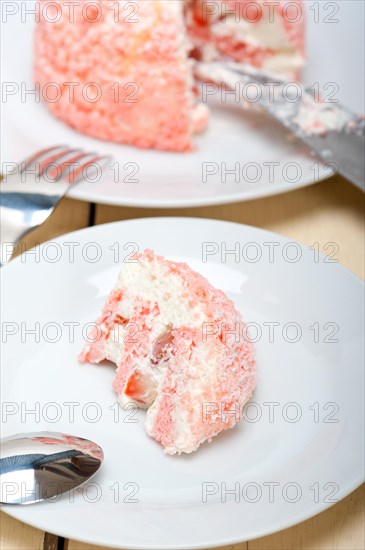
[34,0,305,151]
[79,250,256,454]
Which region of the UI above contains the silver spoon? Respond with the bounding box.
[0,432,103,505]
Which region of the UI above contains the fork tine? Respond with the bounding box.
[63,153,97,184]
[50,152,93,181]
[68,155,112,184]
[0,147,113,265]
[37,149,82,178]
[20,146,67,173]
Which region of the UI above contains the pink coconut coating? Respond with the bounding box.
[80,250,256,454]
[34,0,199,151]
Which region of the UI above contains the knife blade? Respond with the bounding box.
[197,62,365,192]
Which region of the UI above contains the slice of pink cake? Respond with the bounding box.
[79,250,256,455]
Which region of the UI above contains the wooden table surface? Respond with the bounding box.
[1,176,364,550]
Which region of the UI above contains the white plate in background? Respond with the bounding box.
[1,1,364,207]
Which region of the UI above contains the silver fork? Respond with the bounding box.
[0,146,111,266]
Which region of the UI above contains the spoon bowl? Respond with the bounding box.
[0,432,103,505]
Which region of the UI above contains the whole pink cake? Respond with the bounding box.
[79,250,256,454]
[34,0,305,151]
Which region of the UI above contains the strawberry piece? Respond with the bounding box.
[124,370,156,406]
[150,328,174,365]
[113,314,129,326]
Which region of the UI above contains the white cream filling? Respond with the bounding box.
[207,10,304,76]
[263,51,304,76]
[116,256,206,327]
[212,12,291,50]
[293,99,349,136]
[105,256,206,370]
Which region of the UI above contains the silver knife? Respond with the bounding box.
[197,62,365,192]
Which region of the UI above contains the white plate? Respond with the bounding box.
[1,1,364,207]
[1,217,364,549]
